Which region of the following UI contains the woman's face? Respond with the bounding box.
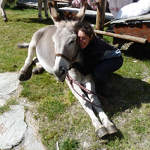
[77,30,93,49]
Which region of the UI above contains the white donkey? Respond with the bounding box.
[18,1,117,140]
[0,0,50,21]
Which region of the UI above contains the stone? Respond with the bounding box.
[0,72,20,106]
[13,110,46,150]
[0,105,27,149]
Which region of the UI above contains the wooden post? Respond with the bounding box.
[96,0,107,39]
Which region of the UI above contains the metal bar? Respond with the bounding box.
[94,30,147,44]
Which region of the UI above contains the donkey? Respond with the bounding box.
[18,1,117,139]
[0,0,50,21]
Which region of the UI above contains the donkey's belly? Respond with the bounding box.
[36,51,54,74]
[36,25,56,74]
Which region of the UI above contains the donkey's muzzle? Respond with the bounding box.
[53,65,67,82]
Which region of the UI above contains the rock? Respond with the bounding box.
[0,72,20,106]
[0,105,27,149]
[13,110,46,150]
[125,109,131,113]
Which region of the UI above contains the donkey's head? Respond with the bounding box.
[47,2,88,82]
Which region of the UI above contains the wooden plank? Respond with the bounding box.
[57,7,114,20]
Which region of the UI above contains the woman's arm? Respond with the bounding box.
[72,52,103,76]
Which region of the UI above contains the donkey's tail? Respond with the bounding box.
[17,43,29,48]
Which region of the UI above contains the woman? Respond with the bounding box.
[72,21,123,97]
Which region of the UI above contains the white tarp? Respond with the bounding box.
[107,0,133,17]
[116,0,150,19]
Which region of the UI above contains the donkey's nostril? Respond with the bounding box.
[59,66,65,75]
[53,66,66,78]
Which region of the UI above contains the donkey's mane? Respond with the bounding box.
[63,11,77,20]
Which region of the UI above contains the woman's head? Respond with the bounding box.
[74,21,94,49]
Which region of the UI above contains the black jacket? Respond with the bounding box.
[72,35,119,76]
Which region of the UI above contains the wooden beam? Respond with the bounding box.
[94,30,147,44]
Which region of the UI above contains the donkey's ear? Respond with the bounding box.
[72,2,88,22]
[47,2,62,26]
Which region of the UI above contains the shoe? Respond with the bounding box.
[101,80,112,97]
[94,78,103,94]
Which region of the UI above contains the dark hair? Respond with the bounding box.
[74,21,94,37]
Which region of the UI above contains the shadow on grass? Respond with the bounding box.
[94,72,150,141]
[100,73,150,116]
[121,42,150,60]
[5,5,54,25]
[15,17,54,25]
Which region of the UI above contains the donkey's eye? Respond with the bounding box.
[69,40,75,45]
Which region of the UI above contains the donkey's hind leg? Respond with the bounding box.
[43,0,50,20]
[18,41,36,81]
[38,0,44,21]
[32,57,44,75]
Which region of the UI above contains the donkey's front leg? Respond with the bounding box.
[86,79,117,135]
[32,57,44,74]
[18,41,36,81]
[0,0,7,21]
[66,74,108,139]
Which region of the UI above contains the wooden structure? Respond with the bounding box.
[52,0,149,48]
[51,0,113,26]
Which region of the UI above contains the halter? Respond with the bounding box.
[55,49,80,63]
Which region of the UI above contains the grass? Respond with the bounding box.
[0,99,17,115]
[59,138,80,150]
[0,3,150,150]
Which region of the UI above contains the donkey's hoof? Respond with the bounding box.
[46,16,50,20]
[32,67,39,75]
[3,18,7,22]
[96,127,109,139]
[18,73,25,81]
[39,17,44,21]
[106,125,118,134]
